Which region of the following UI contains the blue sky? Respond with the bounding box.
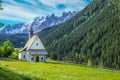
[0,0,93,25]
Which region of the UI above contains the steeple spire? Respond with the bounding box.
[29,26,33,39]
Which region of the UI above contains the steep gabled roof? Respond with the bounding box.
[19,35,45,52]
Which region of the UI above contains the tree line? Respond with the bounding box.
[38,0,120,69]
[0,38,15,57]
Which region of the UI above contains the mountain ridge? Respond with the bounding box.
[0,11,78,35]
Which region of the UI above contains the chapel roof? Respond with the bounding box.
[19,35,45,52]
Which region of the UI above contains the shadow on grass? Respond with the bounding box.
[45,60,86,67]
[0,57,89,69]
[0,57,16,61]
[0,67,44,80]
[45,60,120,71]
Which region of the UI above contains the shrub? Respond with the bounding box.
[2,41,14,57]
[9,51,18,59]
[50,52,58,60]
[87,59,92,66]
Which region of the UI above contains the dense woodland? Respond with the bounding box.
[1,34,28,48]
[39,0,120,69]
[0,0,120,69]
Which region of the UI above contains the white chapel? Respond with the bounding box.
[18,27,48,62]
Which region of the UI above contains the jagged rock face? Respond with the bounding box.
[0,23,24,35]
[0,11,78,35]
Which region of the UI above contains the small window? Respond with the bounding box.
[23,55,25,58]
[36,43,38,46]
[41,57,44,61]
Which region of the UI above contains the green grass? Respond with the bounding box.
[0,65,38,80]
[0,58,120,80]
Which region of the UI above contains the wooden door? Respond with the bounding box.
[36,56,39,62]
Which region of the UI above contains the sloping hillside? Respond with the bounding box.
[38,0,120,69]
[0,58,120,80]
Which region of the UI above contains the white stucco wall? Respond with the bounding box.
[19,51,46,62]
[30,37,45,50]
[28,55,46,62]
[27,53,35,62]
[18,53,21,60]
[19,51,27,61]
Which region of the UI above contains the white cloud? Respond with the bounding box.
[0,0,48,22]
[39,0,89,15]
[0,0,90,24]
[25,0,38,5]
[39,0,88,8]
[0,4,39,20]
[0,13,28,22]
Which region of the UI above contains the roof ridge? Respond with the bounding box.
[27,35,37,50]
[19,35,46,52]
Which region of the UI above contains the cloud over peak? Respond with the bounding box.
[0,0,92,25]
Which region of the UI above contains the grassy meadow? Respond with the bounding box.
[0,58,120,80]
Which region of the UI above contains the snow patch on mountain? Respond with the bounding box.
[0,11,78,35]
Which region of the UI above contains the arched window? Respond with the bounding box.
[41,57,44,61]
[36,43,38,46]
[23,55,25,58]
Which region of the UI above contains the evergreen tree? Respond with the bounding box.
[2,41,14,57]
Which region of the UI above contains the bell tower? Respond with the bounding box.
[29,26,33,39]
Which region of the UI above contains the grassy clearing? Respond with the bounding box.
[0,65,38,80]
[0,58,120,80]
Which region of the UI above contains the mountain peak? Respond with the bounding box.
[0,11,77,35]
[51,13,55,17]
